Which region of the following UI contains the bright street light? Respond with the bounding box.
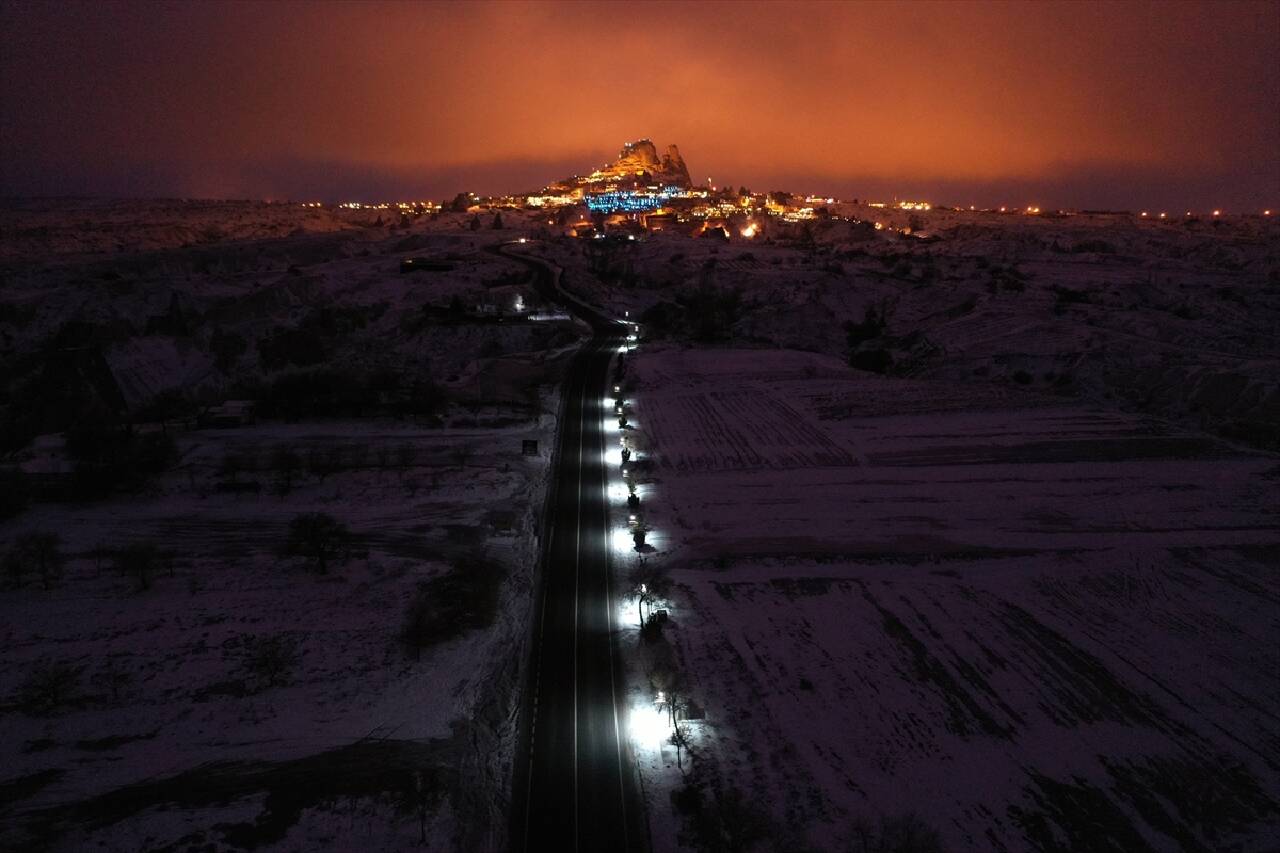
[628,705,668,746]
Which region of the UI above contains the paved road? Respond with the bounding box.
[497,245,646,853]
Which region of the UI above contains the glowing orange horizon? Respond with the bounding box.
[1,1,1276,209]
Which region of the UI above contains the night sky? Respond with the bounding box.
[2,0,1276,210]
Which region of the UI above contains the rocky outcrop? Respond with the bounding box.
[570,139,692,189]
[660,144,690,186]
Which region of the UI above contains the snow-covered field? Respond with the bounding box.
[624,346,1279,852]
[1,418,562,851]
[539,208,1280,455]
[3,198,1278,851]
[0,202,576,851]
[0,198,368,261]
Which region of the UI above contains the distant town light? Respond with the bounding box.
[1213,209,1222,217]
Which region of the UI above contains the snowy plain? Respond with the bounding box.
[566,209,1280,852]
[0,203,572,851]
[623,346,1278,852]
[2,198,1278,852]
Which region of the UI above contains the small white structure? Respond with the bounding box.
[202,400,256,428]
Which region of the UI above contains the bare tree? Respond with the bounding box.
[270,446,302,496]
[285,512,351,574]
[847,812,944,853]
[647,649,689,728]
[18,659,81,715]
[627,557,671,628]
[3,532,65,589]
[219,451,247,484]
[717,787,774,853]
[114,543,161,591]
[454,443,474,469]
[306,447,342,482]
[396,444,416,478]
[238,633,302,690]
[659,673,690,729]
[92,657,133,703]
[670,721,691,772]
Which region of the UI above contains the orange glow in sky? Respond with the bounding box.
[1,0,1276,209]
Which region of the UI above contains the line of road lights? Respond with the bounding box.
[959,205,1273,218]
[605,322,689,750]
[611,318,644,555]
[1138,210,1272,218]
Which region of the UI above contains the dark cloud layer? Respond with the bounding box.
[2,0,1276,209]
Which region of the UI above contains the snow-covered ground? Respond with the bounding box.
[0,198,372,262]
[0,202,578,851]
[4,198,1277,851]
[536,209,1280,454]
[1,417,561,851]
[520,210,1278,851]
[622,346,1279,852]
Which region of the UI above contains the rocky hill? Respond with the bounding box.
[570,139,691,189]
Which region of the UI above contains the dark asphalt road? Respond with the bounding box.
[498,245,646,853]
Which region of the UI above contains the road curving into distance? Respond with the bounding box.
[495,242,646,853]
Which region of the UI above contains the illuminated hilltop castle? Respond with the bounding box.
[545,138,691,193]
[578,139,691,189]
[538,139,695,212]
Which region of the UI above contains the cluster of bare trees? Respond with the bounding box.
[3,532,178,593]
[218,442,423,497]
[3,531,64,589]
[113,542,173,591]
[615,365,696,770]
[283,513,352,574]
[628,555,700,770]
[399,551,506,652]
[237,633,303,691]
[637,620,697,771]
[13,632,302,719]
[627,556,670,630]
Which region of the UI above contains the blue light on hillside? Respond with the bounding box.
[585,186,685,213]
